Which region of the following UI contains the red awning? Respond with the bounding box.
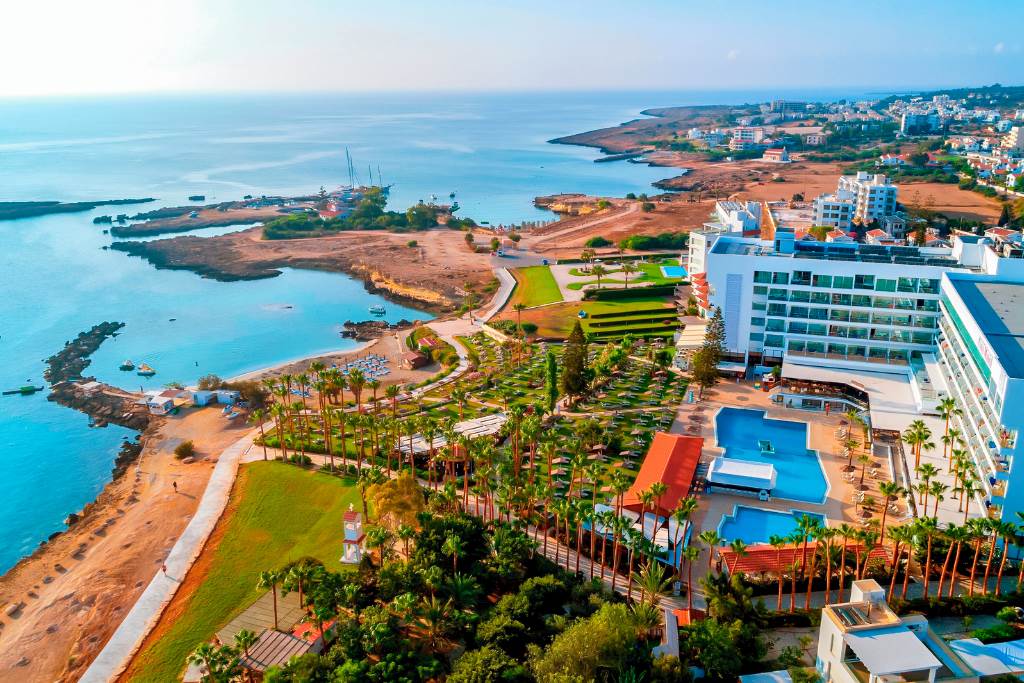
[621,433,703,516]
[719,542,890,575]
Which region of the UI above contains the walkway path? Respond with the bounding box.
[80,427,259,683]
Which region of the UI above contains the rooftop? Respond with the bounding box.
[711,236,963,267]
[843,625,942,676]
[950,279,1024,379]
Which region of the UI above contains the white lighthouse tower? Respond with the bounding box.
[341,504,365,564]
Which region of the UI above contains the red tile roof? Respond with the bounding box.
[621,433,703,515]
[720,542,889,575]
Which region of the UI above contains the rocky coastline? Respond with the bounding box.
[0,198,154,222]
[43,321,125,384]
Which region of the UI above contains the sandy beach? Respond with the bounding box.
[0,409,251,682]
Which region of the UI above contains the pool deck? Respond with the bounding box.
[669,379,900,584]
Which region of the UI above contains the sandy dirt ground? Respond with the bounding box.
[0,409,251,682]
[111,205,291,237]
[894,181,1003,222]
[525,195,715,258]
[114,227,495,311]
[229,332,442,391]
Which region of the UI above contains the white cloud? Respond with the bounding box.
[994,41,1006,54]
[726,49,740,62]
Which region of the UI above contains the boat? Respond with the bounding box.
[188,195,206,202]
[136,363,156,377]
[119,360,135,371]
[368,304,386,316]
[2,385,44,396]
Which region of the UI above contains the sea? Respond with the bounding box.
[0,88,873,573]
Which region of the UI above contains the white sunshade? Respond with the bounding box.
[707,458,777,490]
[844,626,941,676]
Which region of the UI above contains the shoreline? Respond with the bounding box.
[226,339,377,383]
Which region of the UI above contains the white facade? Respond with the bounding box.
[837,172,899,223]
[813,192,856,230]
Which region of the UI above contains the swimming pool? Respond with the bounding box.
[718,505,826,545]
[714,407,827,504]
[660,265,688,279]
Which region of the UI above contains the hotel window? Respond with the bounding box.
[767,320,785,332]
[809,308,828,320]
[912,332,933,345]
[854,274,875,290]
[810,292,831,304]
[789,306,809,318]
[830,310,850,322]
[788,322,807,334]
[898,277,917,292]
[753,302,766,311]
[765,335,784,348]
[751,317,765,327]
[772,272,790,285]
[890,349,909,362]
[832,293,852,306]
[788,340,806,352]
[806,341,826,353]
[872,313,893,325]
[754,271,772,284]
[875,278,897,292]
[753,286,768,295]
[920,279,940,294]
[769,288,788,301]
[851,311,870,323]
[808,323,827,336]
[920,299,939,312]
[768,304,787,316]
[828,326,848,338]
[749,333,764,342]
[812,274,833,288]
[852,295,872,307]
[869,347,889,360]
[833,275,853,289]
[828,343,847,355]
[874,297,894,309]
[792,270,812,286]
[848,328,868,340]
[895,298,915,310]
[790,290,810,303]
[847,345,867,358]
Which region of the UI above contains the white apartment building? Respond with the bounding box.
[837,172,898,223]
[813,192,856,230]
[1002,125,1024,153]
[816,580,976,683]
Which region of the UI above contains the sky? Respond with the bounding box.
[2,0,1023,97]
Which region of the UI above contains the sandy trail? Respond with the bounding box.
[0,409,250,682]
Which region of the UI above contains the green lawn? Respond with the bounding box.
[508,265,563,308]
[128,461,361,682]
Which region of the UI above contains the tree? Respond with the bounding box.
[560,321,591,400]
[448,645,530,683]
[527,603,644,682]
[621,262,638,289]
[543,351,559,414]
[257,569,283,630]
[174,440,196,459]
[591,264,608,289]
[680,618,746,682]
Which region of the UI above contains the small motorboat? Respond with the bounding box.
[136,363,156,377]
[368,304,386,316]
[2,385,44,396]
[119,360,135,371]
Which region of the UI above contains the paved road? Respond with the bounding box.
[80,428,259,683]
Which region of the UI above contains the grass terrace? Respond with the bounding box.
[507,265,563,308]
[496,294,678,340]
[126,462,361,682]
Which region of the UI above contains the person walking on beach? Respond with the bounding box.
[172,481,177,493]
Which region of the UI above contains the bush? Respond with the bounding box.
[641,202,656,212]
[174,440,195,459]
[618,232,688,251]
[973,622,1019,644]
[407,240,418,247]
[449,645,530,683]
[196,374,225,390]
[584,236,612,248]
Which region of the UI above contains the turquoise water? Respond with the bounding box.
[718,505,826,545]
[714,407,827,503]
[660,265,688,278]
[0,89,867,573]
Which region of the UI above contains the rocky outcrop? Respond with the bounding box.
[43,322,125,384]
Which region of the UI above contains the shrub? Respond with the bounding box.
[407,239,418,247]
[584,236,612,248]
[641,202,656,212]
[196,374,225,390]
[174,440,195,459]
[973,622,1019,644]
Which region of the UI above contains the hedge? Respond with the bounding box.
[582,284,677,300]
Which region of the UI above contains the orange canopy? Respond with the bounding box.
[621,432,703,516]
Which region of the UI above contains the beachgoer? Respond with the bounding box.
[173,481,178,493]
[162,563,168,575]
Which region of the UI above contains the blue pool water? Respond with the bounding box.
[715,407,827,504]
[718,505,826,545]
[660,265,687,279]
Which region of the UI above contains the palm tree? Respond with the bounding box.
[836,523,855,602]
[256,569,283,630]
[916,463,939,507]
[981,518,999,596]
[621,262,638,289]
[769,534,788,610]
[903,420,934,469]
[929,481,949,517]
[878,481,903,545]
[442,533,464,573]
[348,368,367,412]
[416,596,454,652]
[887,524,913,602]
[936,523,963,598]
[937,397,962,467]
[634,561,672,607]
[699,529,723,571]
[249,408,269,460]
[917,517,939,598]
[681,545,701,610]
[857,453,873,488]
[450,385,469,421]
[962,478,978,524]
[287,562,318,609]
[796,514,820,580]
[234,629,259,675]
[591,263,608,289]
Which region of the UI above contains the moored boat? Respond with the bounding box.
[136,363,156,377]
[368,304,386,316]
[119,360,135,371]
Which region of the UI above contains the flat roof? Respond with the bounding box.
[844,626,942,675]
[707,457,777,490]
[949,279,1024,379]
[950,637,1024,676]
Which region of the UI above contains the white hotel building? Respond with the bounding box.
[689,228,1024,524]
